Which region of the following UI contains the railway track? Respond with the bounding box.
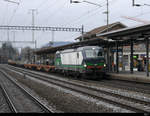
[8,64,150,95]
[94,79,150,94]
[73,77,150,95]
[0,84,17,113]
[0,69,53,113]
[4,65,150,113]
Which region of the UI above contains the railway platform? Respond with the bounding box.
[107,71,150,84]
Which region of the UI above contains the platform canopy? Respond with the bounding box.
[35,38,110,55]
[35,23,150,55]
[97,23,150,40]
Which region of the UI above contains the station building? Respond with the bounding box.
[75,22,127,41]
[32,22,150,83]
[35,22,150,74]
[75,22,150,72]
[122,44,149,71]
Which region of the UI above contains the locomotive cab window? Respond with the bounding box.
[95,49,103,57]
[85,49,103,58]
[56,54,60,58]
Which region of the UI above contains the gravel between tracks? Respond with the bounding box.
[2,66,134,113]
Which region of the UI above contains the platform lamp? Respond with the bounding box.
[70,0,80,3]
[132,0,141,7]
[132,1,150,7]
[70,0,102,7]
[70,0,103,41]
[70,0,108,32]
[3,0,19,5]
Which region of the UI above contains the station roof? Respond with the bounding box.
[75,22,126,41]
[97,23,150,39]
[35,37,110,55]
[35,23,150,55]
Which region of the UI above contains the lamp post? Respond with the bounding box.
[3,0,19,5]
[3,0,19,47]
[106,0,109,32]
[70,0,109,30]
[70,0,102,7]
[70,0,109,41]
[132,0,141,7]
[132,0,150,7]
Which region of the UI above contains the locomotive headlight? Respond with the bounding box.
[84,64,87,67]
[104,64,106,67]
[83,62,87,67]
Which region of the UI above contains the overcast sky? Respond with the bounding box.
[0,0,150,49]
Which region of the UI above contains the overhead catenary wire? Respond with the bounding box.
[1,2,9,42]
[62,7,100,26]
[82,10,150,34]
[60,0,122,41]
[37,0,61,21]
[36,0,121,45]
[61,2,106,27]
[36,0,68,42]
[1,2,9,25]
[8,0,22,25]
[69,8,103,27]
[1,0,150,48]
[119,11,150,24]
[35,0,49,10]
[78,0,124,27]
[63,0,117,27]
[67,7,107,27]
[21,0,58,26]
[37,0,58,13]
[41,0,68,25]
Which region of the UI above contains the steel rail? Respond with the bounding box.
[7,65,150,104]
[94,80,150,94]
[5,65,150,113]
[0,84,18,113]
[0,69,54,113]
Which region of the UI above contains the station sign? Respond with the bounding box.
[111,49,122,52]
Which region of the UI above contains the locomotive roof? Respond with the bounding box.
[56,46,103,54]
[77,46,102,50]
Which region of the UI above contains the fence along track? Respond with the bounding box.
[0,69,54,113]
[5,65,150,113]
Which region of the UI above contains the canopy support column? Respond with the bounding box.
[40,55,42,64]
[130,40,134,74]
[146,37,149,77]
[122,45,125,71]
[116,41,119,73]
[107,47,110,72]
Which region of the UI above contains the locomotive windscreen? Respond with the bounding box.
[84,49,103,58]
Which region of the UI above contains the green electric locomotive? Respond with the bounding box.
[55,46,106,79]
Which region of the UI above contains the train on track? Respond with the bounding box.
[8,46,106,79]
